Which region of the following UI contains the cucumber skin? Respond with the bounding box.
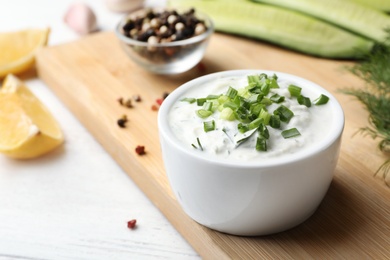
[252,0,390,42]
[168,0,374,59]
[350,0,390,12]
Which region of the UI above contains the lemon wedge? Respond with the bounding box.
[0,74,64,159]
[0,28,50,78]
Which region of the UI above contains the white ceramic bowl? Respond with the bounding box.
[158,70,344,236]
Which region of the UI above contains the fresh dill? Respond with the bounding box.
[340,29,390,186]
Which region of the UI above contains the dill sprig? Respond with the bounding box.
[340,29,390,186]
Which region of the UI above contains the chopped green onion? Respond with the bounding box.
[218,95,229,104]
[240,98,250,110]
[258,123,269,139]
[226,86,238,99]
[181,97,196,103]
[256,136,267,151]
[250,103,264,116]
[270,93,285,103]
[269,115,281,129]
[313,94,329,105]
[297,95,312,107]
[196,109,212,118]
[281,128,301,139]
[248,113,258,121]
[233,95,241,106]
[273,105,294,123]
[246,93,263,104]
[268,78,280,89]
[259,109,271,125]
[203,120,216,132]
[220,107,235,121]
[223,101,238,110]
[197,98,207,106]
[235,106,249,122]
[206,94,220,100]
[260,97,272,106]
[238,123,249,133]
[260,83,271,96]
[203,101,213,111]
[248,118,263,130]
[288,84,302,97]
[247,74,262,86]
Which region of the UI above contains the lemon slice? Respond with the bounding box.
[0,74,64,159]
[0,28,50,78]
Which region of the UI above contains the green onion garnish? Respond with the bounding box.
[256,136,267,151]
[281,128,301,138]
[197,98,207,106]
[269,115,281,129]
[183,74,331,153]
[226,86,238,99]
[268,78,280,89]
[313,94,329,105]
[260,97,272,106]
[288,84,302,97]
[238,123,249,133]
[259,109,271,125]
[196,109,212,118]
[203,101,213,111]
[203,120,216,132]
[220,107,235,121]
[258,123,269,139]
[248,118,263,130]
[206,94,220,100]
[270,93,285,103]
[181,97,196,103]
[246,94,263,104]
[273,105,294,123]
[297,95,312,107]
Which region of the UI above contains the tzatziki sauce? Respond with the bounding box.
[168,73,334,163]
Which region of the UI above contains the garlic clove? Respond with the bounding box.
[64,3,98,35]
[105,0,144,13]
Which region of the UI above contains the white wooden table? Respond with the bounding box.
[0,0,200,258]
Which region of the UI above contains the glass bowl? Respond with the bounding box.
[115,7,214,75]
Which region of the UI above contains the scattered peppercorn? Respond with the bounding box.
[197,62,206,73]
[117,97,124,105]
[135,145,146,155]
[127,219,137,229]
[162,92,170,100]
[124,99,133,108]
[156,98,164,106]
[117,114,128,128]
[133,95,142,102]
[118,97,135,108]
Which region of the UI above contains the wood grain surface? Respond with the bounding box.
[36,31,390,259]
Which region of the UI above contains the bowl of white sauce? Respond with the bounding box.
[158,70,344,236]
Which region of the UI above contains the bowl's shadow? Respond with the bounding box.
[243,176,369,254]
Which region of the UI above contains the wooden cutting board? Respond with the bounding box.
[36,31,390,259]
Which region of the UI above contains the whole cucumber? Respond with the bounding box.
[252,0,390,43]
[168,0,374,58]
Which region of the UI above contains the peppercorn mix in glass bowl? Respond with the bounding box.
[115,7,214,74]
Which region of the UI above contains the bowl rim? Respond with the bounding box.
[115,7,214,47]
[158,69,345,168]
